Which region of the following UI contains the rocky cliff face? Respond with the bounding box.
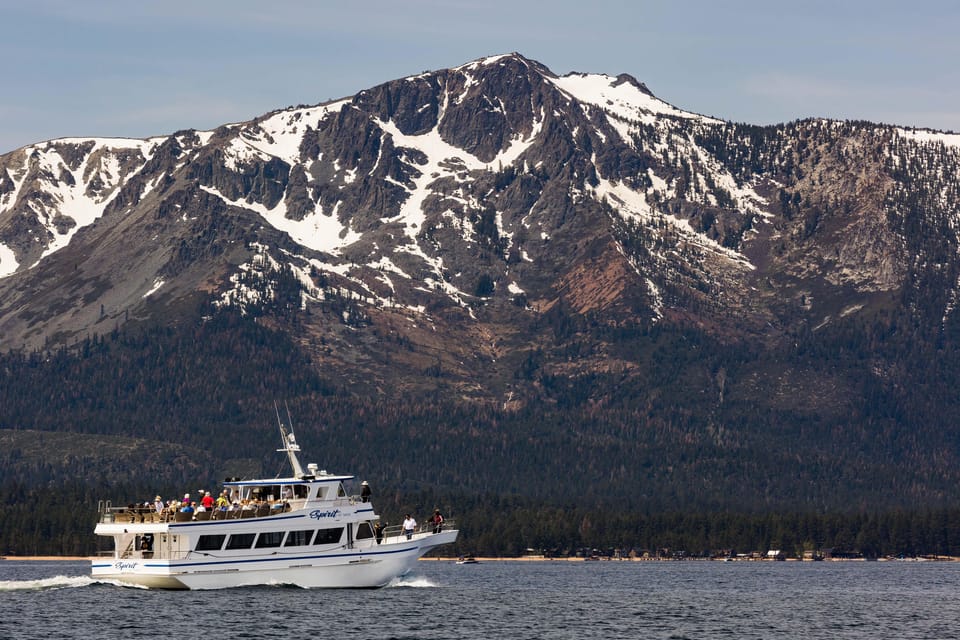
[1,53,959,399]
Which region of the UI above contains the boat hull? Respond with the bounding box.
[92,423,459,589]
[91,530,457,590]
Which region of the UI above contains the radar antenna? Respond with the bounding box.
[275,401,306,478]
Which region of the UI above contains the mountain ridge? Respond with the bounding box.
[2,56,958,350]
[0,54,960,506]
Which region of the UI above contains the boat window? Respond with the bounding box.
[284,530,314,547]
[259,485,290,501]
[337,483,346,497]
[136,534,154,552]
[255,531,284,548]
[355,522,374,540]
[313,527,344,546]
[225,533,256,550]
[196,534,226,552]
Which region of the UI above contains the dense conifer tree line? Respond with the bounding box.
[3,482,960,559]
[1,303,960,557]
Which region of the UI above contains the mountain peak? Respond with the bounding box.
[612,72,654,97]
[0,53,957,380]
[453,52,553,76]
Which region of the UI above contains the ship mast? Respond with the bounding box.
[275,403,306,478]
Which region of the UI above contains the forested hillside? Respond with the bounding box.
[2,300,960,557]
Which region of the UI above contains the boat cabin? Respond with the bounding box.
[222,469,351,508]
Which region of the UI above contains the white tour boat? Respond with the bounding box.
[90,423,457,589]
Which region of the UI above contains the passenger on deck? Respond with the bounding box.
[431,509,444,533]
[201,491,215,510]
[153,496,164,515]
[360,481,371,503]
[403,514,417,539]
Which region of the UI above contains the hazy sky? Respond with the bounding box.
[2,0,958,153]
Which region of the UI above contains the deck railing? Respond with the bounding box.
[96,495,377,525]
[97,504,456,541]
[378,519,455,545]
[98,503,299,524]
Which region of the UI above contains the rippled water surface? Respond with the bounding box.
[1,559,958,639]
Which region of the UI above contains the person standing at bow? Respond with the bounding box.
[403,514,417,539]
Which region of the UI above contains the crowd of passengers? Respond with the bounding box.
[128,487,296,520]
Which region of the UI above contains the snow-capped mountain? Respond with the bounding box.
[2,52,960,397]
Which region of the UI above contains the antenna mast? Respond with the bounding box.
[275,402,306,478]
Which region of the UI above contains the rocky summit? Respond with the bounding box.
[5,52,960,523]
[1,52,960,403]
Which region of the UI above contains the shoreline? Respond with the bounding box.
[4,555,958,563]
[1,556,93,561]
[421,555,960,563]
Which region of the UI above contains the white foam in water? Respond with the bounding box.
[0,574,438,591]
[387,575,437,588]
[0,573,439,591]
[0,575,98,592]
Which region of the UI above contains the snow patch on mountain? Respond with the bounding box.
[238,100,351,165]
[592,176,754,269]
[453,53,522,76]
[0,243,18,277]
[51,137,160,152]
[0,137,162,273]
[376,113,541,244]
[897,128,960,148]
[143,278,165,298]
[549,73,722,124]
[199,185,361,255]
[223,136,274,171]
[34,153,120,261]
[0,168,25,210]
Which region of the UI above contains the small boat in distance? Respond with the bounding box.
[456,556,479,564]
[90,419,457,589]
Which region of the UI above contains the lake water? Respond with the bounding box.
[1,559,958,639]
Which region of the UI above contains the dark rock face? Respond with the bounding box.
[0,53,959,400]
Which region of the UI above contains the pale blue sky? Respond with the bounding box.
[2,0,958,153]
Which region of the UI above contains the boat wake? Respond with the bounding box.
[0,574,144,592]
[0,574,438,591]
[0,575,97,592]
[387,575,437,588]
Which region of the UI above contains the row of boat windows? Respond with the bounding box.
[226,483,346,502]
[194,522,374,552]
[235,484,314,501]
